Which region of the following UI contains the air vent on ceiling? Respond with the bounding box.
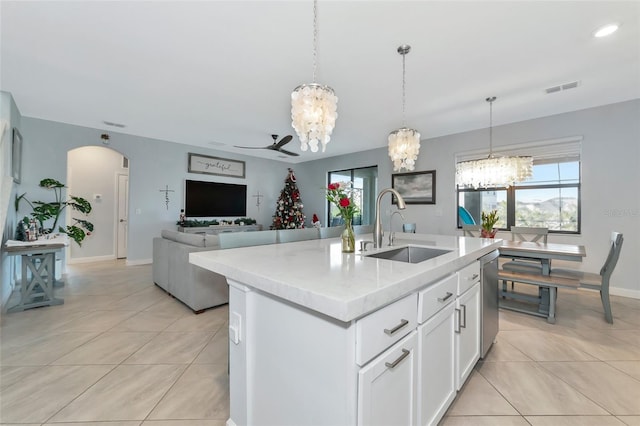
[545,81,580,94]
[103,120,126,128]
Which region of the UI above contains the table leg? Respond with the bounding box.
[7,252,64,313]
[547,287,557,324]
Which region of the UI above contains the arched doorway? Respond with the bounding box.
[67,146,129,262]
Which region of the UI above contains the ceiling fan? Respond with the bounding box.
[235,134,299,157]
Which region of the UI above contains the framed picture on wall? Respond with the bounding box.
[11,128,22,183]
[391,170,436,205]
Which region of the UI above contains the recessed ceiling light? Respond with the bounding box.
[594,23,620,38]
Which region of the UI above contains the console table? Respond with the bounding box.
[177,224,262,234]
[4,238,68,312]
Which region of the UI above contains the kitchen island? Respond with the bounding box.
[191,233,501,426]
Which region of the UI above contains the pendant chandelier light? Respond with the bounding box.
[455,97,533,189]
[388,44,421,172]
[291,0,338,153]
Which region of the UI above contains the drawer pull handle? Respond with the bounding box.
[385,349,410,369]
[455,308,461,333]
[438,292,453,302]
[467,273,479,281]
[384,319,409,336]
[461,304,467,329]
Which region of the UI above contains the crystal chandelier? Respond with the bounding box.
[455,97,533,189]
[291,0,338,153]
[388,45,421,172]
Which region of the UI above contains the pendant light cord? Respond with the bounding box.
[312,0,318,83]
[402,51,406,128]
[487,96,496,158]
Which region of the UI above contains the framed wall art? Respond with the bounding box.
[391,170,436,205]
[188,153,245,178]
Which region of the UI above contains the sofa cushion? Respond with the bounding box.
[161,229,206,247]
[204,234,221,248]
[277,228,320,243]
[219,230,277,249]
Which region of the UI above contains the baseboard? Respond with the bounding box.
[610,286,640,300]
[126,258,152,266]
[67,254,116,264]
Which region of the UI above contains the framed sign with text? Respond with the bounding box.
[188,153,246,178]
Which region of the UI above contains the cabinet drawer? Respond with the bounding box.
[356,294,417,366]
[457,261,480,295]
[418,273,457,323]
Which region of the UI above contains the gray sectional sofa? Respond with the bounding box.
[152,225,373,313]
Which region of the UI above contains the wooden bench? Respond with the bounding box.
[497,269,580,323]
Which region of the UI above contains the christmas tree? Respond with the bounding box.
[271,168,306,229]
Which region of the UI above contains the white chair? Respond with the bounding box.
[219,230,277,249]
[502,227,549,273]
[461,224,482,238]
[551,232,623,324]
[276,228,320,243]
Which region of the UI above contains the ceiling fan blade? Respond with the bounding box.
[274,135,293,149]
[277,148,300,157]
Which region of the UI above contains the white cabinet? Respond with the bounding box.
[418,302,456,426]
[358,331,418,426]
[455,281,481,390]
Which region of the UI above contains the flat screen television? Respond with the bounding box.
[185,179,247,217]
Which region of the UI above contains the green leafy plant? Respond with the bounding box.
[481,209,499,231]
[15,178,94,246]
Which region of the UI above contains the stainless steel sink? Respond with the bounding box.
[366,246,452,264]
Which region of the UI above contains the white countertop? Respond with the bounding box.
[190,233,501,322]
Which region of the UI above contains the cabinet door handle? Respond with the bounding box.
[438,292,453,302]
[455,308,461,334]
[461,304,467,329]
[467,273,479,281]
[385,349,410,369]
[384,319,409,336]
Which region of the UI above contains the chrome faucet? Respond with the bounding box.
[388,211,406,246]
[374,188,406,248]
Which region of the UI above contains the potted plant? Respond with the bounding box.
[15,178,94,246]
[481,209,499,238]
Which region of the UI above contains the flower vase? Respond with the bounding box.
[481,228,497,238]
[342,218,355,253]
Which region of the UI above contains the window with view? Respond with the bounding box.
[458,159,580,233]
[328,166,378,226]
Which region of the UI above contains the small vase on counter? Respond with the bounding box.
[342,218,355,253]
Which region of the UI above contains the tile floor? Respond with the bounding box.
[1,260,639,425]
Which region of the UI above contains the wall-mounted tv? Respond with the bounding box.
[185,179,247,217]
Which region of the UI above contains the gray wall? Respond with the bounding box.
[1,91,22,308]
[295,99,640,298]
[16,117,292,264]
[4,97,639,309]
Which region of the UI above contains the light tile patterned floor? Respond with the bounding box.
[1,261,639,425]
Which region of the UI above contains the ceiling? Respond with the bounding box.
[1,1,639,163]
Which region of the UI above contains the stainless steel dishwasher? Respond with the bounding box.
[480,249,499,358]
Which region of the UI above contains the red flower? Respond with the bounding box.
[328,183,339,190]
[339,197,350,207]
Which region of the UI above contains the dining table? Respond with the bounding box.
[498,240,587,322]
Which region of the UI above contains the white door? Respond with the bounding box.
[116,173,129,258]
[358,331,418,426]
[455,282,481,390]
